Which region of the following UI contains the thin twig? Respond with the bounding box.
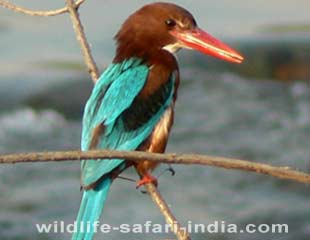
[145,183,191,240]
[0,150,309,184]
[65,0,99,82]
[0,0,86,17]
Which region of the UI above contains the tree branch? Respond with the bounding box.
[0,0,86,17]
[145,183,191,240]
[65,0,99,82]
[0,150,309,184]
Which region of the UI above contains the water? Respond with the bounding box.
[0,70,309,239]
[0,0,310,239]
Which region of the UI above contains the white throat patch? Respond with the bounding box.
[162,42,183,54]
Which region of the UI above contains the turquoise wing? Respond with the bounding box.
[81,58,175,187]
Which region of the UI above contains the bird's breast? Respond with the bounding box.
[136,106,174,174]
[149,106,173,152]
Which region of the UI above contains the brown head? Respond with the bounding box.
[114,2,244,63]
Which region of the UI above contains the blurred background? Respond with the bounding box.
[0,0,309,239]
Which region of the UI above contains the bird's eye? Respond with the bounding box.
[165,19,176,28]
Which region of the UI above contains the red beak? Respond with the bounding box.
[171,28,244,64]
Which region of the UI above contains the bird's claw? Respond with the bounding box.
[168,166,176,176]
[156,165,176,178]
[136,174,158,189]
[140,189,148,194]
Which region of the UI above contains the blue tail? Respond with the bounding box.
[72,178,112,240]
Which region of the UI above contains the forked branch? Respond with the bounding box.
[0,0,86,17]
[65,0,99,82]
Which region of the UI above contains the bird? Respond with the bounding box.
[72,2,243,240]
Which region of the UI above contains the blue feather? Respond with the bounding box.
[72,178,112,240]
[81,58,150,185]
[73,58,176,239]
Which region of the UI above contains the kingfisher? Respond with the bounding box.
[72,2,243,240]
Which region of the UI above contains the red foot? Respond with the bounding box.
[136,174,158,189]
